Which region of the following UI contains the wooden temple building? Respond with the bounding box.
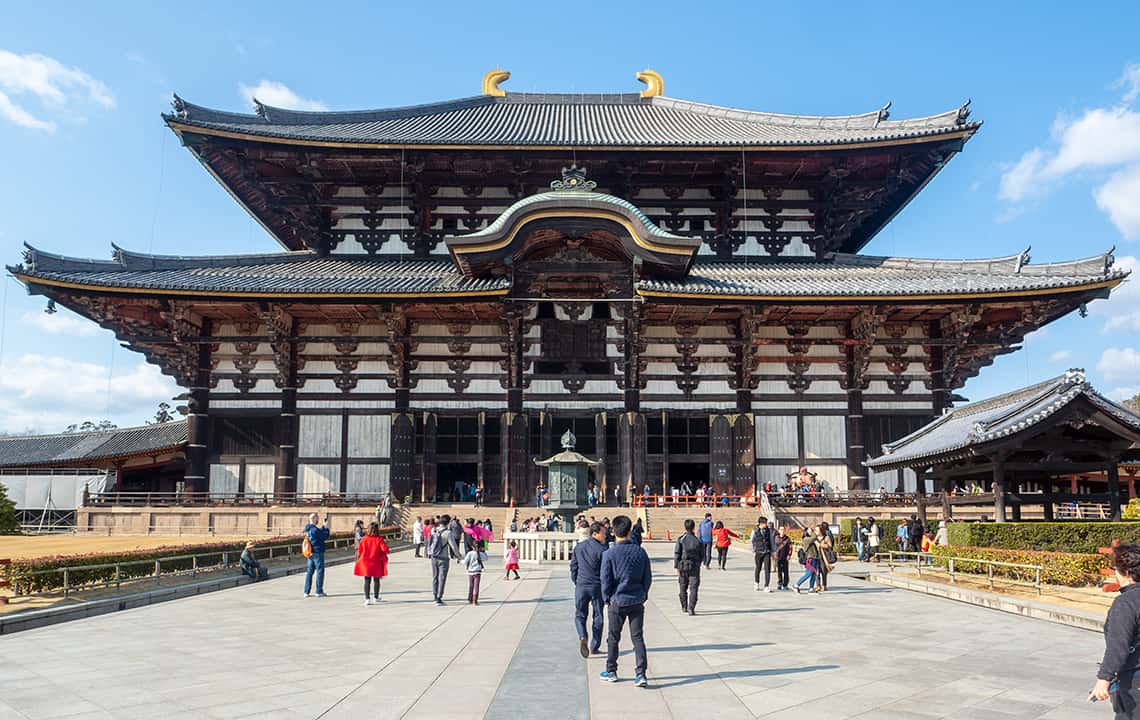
[8,70,1128,505]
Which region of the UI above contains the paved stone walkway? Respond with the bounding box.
[0,543,1110,719]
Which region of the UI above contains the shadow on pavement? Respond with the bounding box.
[694,607,811,616]
[649,641,773,652]
[649,664,840,688]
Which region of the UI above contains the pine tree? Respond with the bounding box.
[0,481,18,535]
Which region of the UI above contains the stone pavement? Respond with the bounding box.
[0,542,1111,719]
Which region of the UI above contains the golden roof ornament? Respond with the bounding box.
[636,69,664,98]
[482,69,510,97]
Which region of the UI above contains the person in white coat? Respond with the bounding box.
[412,516,424,558]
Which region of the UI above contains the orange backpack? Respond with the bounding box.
[302,533,313,558]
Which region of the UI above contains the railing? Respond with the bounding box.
[1056,502,1112,520]
[885,550,1044,595]
[2,534,390,600]
[16,509,76,533]
[631,491,944,508]
[86,491,394,507]
[503,531,579,564]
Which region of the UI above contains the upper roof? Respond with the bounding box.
[165,91,980,149]
[865,370,1140,470]
[10,245,1124,302]
[0,421,188,469]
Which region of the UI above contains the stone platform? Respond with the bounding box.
[0,543,1107,719]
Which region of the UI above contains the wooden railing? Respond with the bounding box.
[503,531,579,564]
[87,491,393,507]
[885,550,1044,595]
[632,491,944,508]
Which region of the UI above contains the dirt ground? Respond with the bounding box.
[0,534,256,562]
[894,566,1113,617]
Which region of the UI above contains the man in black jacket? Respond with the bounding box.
[751,516,776,592]
[570,521,608,658]
[674,518,704,615]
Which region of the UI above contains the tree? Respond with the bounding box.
[0,481,18,535]
[149,402,174,424]
[64,420,117,434]
[1124,392,1140,414]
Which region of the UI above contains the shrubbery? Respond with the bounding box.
[3,529,393,595]
[838,518,908,554]
[945,522,1140,554]
[0,481,17,535]
[928,545,1106,587]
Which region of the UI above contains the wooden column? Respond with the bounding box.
[423,413,438,502]
[185,319,213,497]
[477,411,485,492]
[595,412,607,500]
[1043,476,1055,521]
[275,318,299,498]
[387,310,414,501]
[618,302,645,503]
[844,340,867,491]
[928,320,949,416]
[1108,461,1123,522]
[992,456,1008,523]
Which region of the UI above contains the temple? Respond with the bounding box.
[8,70,1127,505]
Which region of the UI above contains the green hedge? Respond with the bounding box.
[929,545,1106,587]
[3,529,380,595]
[945,522,1140,554]
[838,518,908,554]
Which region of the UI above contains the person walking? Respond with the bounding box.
[895,519,909,553]
[504,540,521,580]
[674,518,703,615]
[449,516,465,563]
[571,521,608,657]
[354,522,390,605]
[1091,544,1140,713]
[302,512,330,598]
[852,517,865,562]
[866,517,881,562]
[816,523,834,592]
[712,520,740,571]
[630,518,644,546]
[793,527,819,594]
[599,515,652,687]
[750,516,776,592]
[774,526,792,590]
[428,513,460,605]
[909,515,924,553]
[412,516,424,558]
[353,519,365,545]
[698,513,714,569]
[935,520,949,547]
[463,540,488,605]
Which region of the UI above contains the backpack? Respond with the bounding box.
[302,533,313,559]
[796,547,806,566]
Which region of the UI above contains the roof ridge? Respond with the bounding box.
[0,419,187,443]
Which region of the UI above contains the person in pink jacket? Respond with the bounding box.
[504,541,520,580]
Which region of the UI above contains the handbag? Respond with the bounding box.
[825,547,838,565]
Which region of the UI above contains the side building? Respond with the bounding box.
[8,71,1127,505]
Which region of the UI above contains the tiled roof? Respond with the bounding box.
[637,251,1124,298]
[11,247,1124,300]
[865,370,1140,470]
[12,248,511,297]
[0,421,188,469]
[165,92,979,148]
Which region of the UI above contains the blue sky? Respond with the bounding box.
[0,2,1138,432]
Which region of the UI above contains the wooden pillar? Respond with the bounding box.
[844,340,867,491]
[275,318,299,498]
[1043,476,1055,521]
[993,456,1007,523]
[501,412,529,506]
[476,411,485,492]
[1108,461,1123,522]
[1129,474,1136,501]
[185,319,213,497]
[938,473,952,520]
[595,411,607,500]
[617,412,646,505]
[387,309,414,502]
[423,412,438,502]
[928,320,949,416]
[1071,475,1079,494]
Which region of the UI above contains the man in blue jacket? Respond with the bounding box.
[570,521,608,658]
[698,513,714,569]
[303,512,331,597]
[599,515,652,688]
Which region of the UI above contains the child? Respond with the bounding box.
[505,540,521,580]
[464,540,489,605]
[354,522,390,606]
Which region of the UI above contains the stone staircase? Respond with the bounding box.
[395,503,518,539]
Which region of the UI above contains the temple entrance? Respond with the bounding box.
[438,462,478,502]
[668,462,709,493]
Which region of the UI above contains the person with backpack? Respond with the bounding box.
[428,513,461,606]
[793,527,820,594]
[774,526,792,590]
[674,518,704,615]
[354,522,390,605]
[463,539,488,605]
[302,512,330,598]
[698,513,714,569]
[866,517,881,562]
[599,515,652,688]
[750,516,776,593]
[816,523,835,592]
[571,521,608,657]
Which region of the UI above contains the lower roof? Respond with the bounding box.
[0,421,188,469]
[9,247,1125,302]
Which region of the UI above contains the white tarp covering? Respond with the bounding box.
[0,471,109,510]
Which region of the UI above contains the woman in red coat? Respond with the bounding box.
[712,521,741,571]
[354,522,390,605]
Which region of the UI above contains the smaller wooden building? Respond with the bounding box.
[866,370,1140,521]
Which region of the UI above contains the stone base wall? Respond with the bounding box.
[76,505,389,536]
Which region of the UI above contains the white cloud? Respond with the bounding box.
[0,49,114,132]
[1049,350,1073,363]
[20,309,100,337]
[1107,385,1140,403]
[1088,255,1140,332]
[998,65,1140,240]
[1097,347,1140,382]
[238,80,326,112]
[0,353,180,434]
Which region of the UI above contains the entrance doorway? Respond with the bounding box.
[668,462,709,493]
[437,462,478,502]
